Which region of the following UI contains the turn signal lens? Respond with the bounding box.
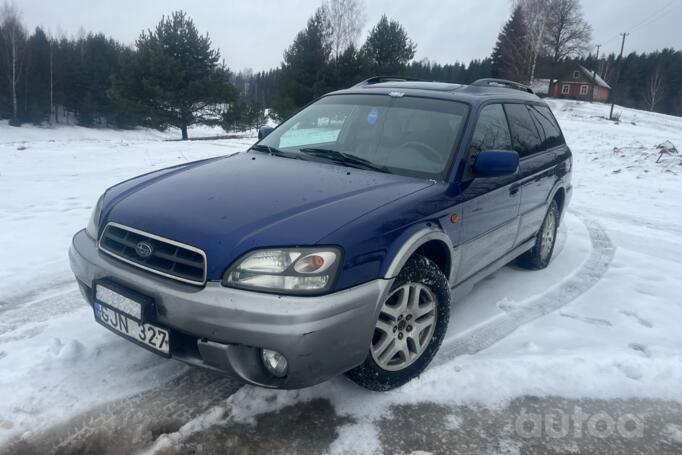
[293,252,337,274]
[224,247,341,294]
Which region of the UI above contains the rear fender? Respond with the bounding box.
[547,180,567,212]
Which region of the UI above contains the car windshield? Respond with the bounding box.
[257,94,469,179]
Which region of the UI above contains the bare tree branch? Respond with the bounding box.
[322,0,365,60]
[544,0,591,61]
[543,0,592,91]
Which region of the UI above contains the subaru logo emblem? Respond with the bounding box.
[135,241,153,258]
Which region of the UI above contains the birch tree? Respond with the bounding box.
[644,64,664,112]
[515,0,550,83]
[0,2,27,125]
[323,0,365,60]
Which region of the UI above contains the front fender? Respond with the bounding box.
[381,223,454,281]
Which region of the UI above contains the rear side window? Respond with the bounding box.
[469,104,512,154]
[528,105,564,150]
[504,103,542,158]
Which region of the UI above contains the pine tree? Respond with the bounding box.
[361,15,416,75]
[272,7,332,120]
[0,28,7,118]
[24,27,50,124]
[330,44,369,89]
[491,6,531,83]
[109,11,236,139]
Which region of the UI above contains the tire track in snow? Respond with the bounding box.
[1,214,614,455]
[435,213,615,362]
[1,369,241,455]
[125,215,616,455]
[0,285,82,339]
[574,204,682,236]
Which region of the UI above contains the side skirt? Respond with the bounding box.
[450,238,536,302]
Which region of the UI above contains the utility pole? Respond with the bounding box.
[50,39,54,124]
[589,44,601,103]
[609,33,629,120]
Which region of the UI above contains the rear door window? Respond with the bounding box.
[528,105,564,150]
[504,103,543,158]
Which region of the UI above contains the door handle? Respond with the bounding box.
[509,184,520,196]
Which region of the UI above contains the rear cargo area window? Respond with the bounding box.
[528,105,564,150]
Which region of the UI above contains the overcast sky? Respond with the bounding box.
[16,0,682,72]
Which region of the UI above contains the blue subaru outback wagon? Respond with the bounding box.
[69,77,572,391]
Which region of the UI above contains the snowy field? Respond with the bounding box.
[1,100,682,454]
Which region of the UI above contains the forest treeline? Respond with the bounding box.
[1,0,680,139]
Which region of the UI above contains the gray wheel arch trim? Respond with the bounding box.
[547,178,567,204]
[384,227,454,281]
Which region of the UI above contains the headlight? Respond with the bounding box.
[85,195,104,239]
[223,247,341,295]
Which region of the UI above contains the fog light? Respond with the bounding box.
[261,348,288,378]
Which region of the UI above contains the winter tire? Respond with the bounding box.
[346,254,450,391]
[518,199,560,270]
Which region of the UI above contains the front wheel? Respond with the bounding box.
[346,254,450,391]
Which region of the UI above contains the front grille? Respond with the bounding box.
[98,223,207,285]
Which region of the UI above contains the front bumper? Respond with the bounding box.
[69,229,391,388]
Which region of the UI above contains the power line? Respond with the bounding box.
[629,0,680,34]
[598,0,679,50]
[597,2,677,119]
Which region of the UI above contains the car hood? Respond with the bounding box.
[103,152,434,280]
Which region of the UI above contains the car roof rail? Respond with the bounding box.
[471,78,534,94]
[353,76,425,87]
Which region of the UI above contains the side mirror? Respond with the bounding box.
[258,126,275,140]
[473,150,519,177]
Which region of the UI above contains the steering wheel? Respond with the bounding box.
[396,141,442,164]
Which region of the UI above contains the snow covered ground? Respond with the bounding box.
[0,123,253,444]
[1,100,682,454]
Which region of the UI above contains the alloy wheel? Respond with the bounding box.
[540,209,557,261]
[370,283,437,371]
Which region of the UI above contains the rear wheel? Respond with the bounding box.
[346,254,450,391]
[518,199,560,270]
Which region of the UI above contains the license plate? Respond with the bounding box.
[94,302,170,355]
[95,283,147,321]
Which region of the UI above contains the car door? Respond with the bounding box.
[505,103,563,245]
[454,103,521,284]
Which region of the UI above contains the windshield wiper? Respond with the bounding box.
[250,144,295,158]
[298,148,390,173]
